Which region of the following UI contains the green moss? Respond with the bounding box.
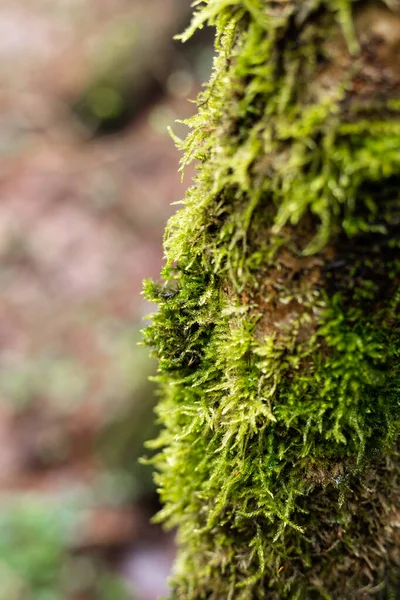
[143,1,400,597]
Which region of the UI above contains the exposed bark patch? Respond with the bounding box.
[309,2,400,112]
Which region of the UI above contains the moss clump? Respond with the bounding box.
[143,1,400,598]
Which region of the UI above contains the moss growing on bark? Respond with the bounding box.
[143,1,400,598]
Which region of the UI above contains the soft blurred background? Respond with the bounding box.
[0,1,212,598]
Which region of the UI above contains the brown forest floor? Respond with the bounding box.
[0,1,212,598]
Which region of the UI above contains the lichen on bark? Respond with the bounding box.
[143,1,400,598]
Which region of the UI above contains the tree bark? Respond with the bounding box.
[144,1,400,598]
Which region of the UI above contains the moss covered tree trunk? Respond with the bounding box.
[143,1,400,598]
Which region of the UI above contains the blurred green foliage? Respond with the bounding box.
[0,496,131,599]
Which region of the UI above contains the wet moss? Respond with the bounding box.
[143,1,400,597]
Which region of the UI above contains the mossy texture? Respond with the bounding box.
[143,1,400,598]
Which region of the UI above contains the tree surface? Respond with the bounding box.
[144,1,400,598]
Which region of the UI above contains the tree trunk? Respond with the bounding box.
[144,1,400,598]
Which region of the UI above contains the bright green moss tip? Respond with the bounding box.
[143,1,400,598]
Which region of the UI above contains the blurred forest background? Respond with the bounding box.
[0,0,212,598]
